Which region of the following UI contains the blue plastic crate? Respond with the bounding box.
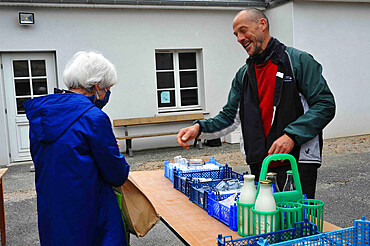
[206,181,261,230]
[230,170,246,180]
[189,179,219,211]
[189,172,245,212]
[164,157,224,183]
[217,219,320,246]
[164,160,172,180]
[175,176,191,196]
[263,216,370,246]
[208,191,239,231]
[173,164,230,196]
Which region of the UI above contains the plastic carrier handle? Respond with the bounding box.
[256,154,304,203]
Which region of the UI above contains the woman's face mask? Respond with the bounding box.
[87,88,111,109]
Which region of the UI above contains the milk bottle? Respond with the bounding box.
[254,180,277,234]
[238,175,256,236]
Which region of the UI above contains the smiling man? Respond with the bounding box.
[176,9,335,198]
[233,10,269,56]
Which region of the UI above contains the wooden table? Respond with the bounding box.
[0,168,8,246]
[130,170,341,246]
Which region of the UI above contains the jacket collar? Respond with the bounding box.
[246,37,286,65]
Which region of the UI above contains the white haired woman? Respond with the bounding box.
[24,51,130,246]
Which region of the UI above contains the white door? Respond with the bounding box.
[1,53,57,162]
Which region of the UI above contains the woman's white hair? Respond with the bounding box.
[63,51,118,92]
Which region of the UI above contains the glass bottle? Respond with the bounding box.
[238,175,256,236]
[266,172,280,193]
[254,180,277,234]
[282,170,295,192]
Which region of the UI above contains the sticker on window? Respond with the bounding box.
[161,91,170,104]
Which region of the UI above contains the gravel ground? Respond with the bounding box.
[2,134,369,245]
[127,134,370,172]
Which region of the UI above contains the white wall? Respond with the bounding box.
[266,2,294,46]
[3,2,367,160]
[292,1,370,138]
[0,6,247,154]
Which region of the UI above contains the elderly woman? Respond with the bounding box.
[24,51,130,246]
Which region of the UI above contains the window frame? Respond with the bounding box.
[155,49,204,113]
[11,59,49,115]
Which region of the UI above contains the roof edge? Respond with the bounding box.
[295,0,370,2]
[0,0,268,10]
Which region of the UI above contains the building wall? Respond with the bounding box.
[266,1,370,139]
[0,6,247,159]
[265,2,294,46]
[292,0,370,138]
[1,2,368,164]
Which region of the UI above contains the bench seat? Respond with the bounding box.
[116,131,179,140]
[113,113,204,157]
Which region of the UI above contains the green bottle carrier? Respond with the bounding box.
[257,154,304,203]
[238,154,324,236]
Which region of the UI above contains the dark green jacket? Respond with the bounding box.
[197,43,335,165]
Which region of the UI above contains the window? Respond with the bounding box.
[12,59,48,114]
[155,50,203,112]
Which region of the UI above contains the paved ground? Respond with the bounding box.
[2,135,369,245]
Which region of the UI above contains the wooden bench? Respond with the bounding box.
[113,113,204,157]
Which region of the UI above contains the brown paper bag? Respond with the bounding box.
[116,174,160,237]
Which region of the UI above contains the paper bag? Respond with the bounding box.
[116,175,160,237]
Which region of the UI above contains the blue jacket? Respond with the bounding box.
[24,92,130,246]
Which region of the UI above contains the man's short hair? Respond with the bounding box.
[246,8,270,30]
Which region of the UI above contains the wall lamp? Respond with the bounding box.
[19,12,35,25]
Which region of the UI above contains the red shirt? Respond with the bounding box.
[255,60,288,168]
[254,60,278,138]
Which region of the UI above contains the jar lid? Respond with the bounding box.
[266,172,277,176]
[189,159,203,165]
[286,170,293,174]
[259,180,272,184]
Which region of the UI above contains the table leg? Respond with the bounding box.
[0,179,6,246]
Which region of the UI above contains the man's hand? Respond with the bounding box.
[176,124,200,149]
[268,134,294,155]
